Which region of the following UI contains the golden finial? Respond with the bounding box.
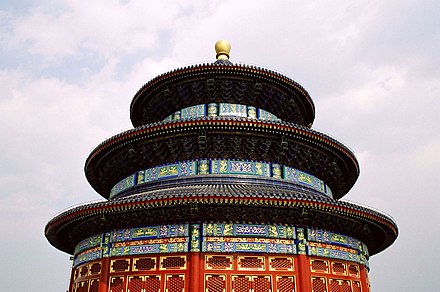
[215,40,231,60]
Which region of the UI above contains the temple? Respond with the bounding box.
[45,41,398,292]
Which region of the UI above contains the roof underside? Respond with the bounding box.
[45,182,397,256]
[130,64,315,127]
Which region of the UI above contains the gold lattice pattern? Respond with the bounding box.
[312,277,327,292]
[352,281,362,292]
[80,266,88,277]
[206,274,226,292]
[165,274,185,292]
[311,260,329,273]
[206,256,233,270]
[161,256,186,270]
[145,276,161,292]
[232,276,251,292]
[329,279,352,292]
[270,257,293,270]
[253,276,271,292]
[75,281,88,292]
[134,257,156,271]
[89,279,99,292]
[238,257,264,270]
[276,276,296,292]
[332,262,346,275]
[128,276,143,292]
[111,259,130,272]
[90,263,101,274]
[348,265,359,277]
[109,276,125,292]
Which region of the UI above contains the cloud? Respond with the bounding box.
[1,0,439,291]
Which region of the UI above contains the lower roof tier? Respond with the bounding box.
[85,116,359,199]
[45,182,397,257]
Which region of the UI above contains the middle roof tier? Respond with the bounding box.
[85,116,359,200]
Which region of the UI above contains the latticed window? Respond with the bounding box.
[348,265,359,277]
[161,256,186,269]
[111,259,130,272]
[206,274,226,292]
[332,262,346,275]
[311,260,329,273]
[238,257,264,270]
[270,257,293,270]
[312,277,327,292]
[133,257,156,271]
[206,256,233,270]
[90,262,101,275]
[80,266,88,277]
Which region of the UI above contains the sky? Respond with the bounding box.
[0,0,439,291]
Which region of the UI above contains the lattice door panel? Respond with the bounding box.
[312,277,327,292]
[165,274,185,292]
[128,276,144,292]
[110,276,126,292]
[329,279,352,292]
[89,279,99,292]
[232,275,252,292]
[75,281,88,292]
[205,274,226,292]
[144,275,161,292]
[252,276,271,292]
[276,276,296,292]
[352,281,362,292]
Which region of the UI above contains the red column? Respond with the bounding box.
[297,255,312,292]
[99,257,110,292]
[189,252,202,292]
[359,265,370,292]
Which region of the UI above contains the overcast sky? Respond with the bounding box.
[1,1,439,291]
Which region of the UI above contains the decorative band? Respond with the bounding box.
[110,159,332,198]
[163,103,281,123]
[73,223,368,267]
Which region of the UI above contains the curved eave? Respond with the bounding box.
[130,63,315,127]
[45,186,397,256]
[85,117,359,199]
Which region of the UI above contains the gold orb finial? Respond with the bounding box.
[215,40,231,60]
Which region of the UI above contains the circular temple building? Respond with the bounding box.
[45,41,398,292]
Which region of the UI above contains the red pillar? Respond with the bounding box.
[99,257,110,292]
[297,255,312,292]
[359,265,370,292]
[189,252,202,292]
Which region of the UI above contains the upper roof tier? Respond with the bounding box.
[130,41,315,127]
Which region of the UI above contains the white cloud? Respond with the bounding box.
[1,0,439,291]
